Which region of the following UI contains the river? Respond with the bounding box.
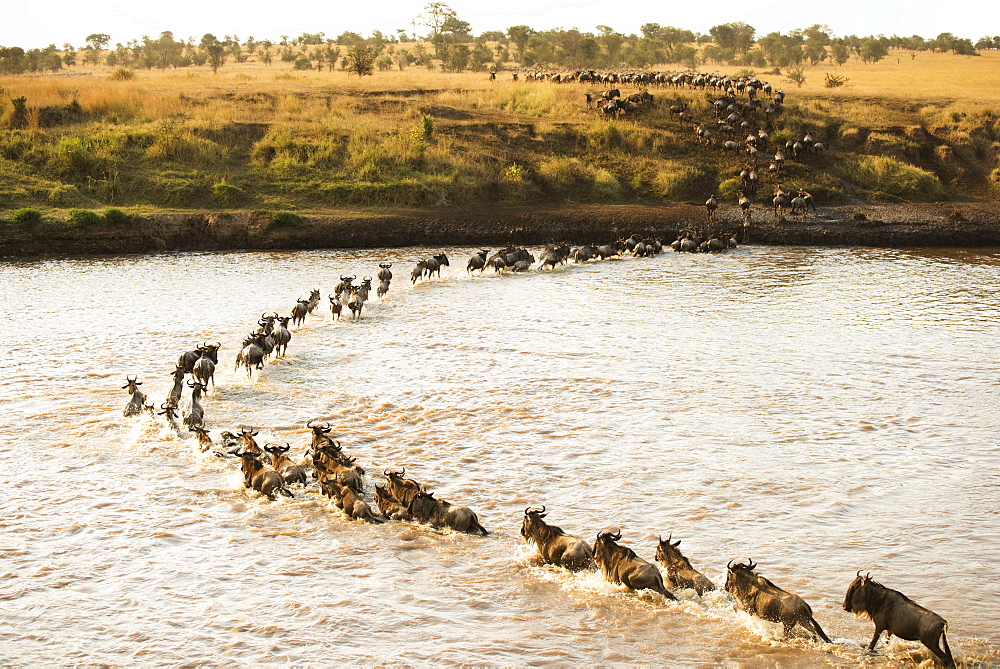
[1,245,998,665]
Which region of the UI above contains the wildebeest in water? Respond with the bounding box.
[520,506,594,571]
[843,571,955,667]
[592,530,676,600]
[724,559,831,642]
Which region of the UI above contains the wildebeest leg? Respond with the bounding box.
[932,629,956,667]
[868,628,885,652]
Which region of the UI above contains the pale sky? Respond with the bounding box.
[4,0,992,50]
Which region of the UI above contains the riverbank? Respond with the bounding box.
[2,202,1000,257]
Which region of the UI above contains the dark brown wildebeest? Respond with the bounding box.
[383,468,424,507]
[232,450,294,501]
[655,535,716,595]
[724,559,831,642]
[407,491,488,535]
[843,572,955,667]
[592,530,676,601]
[264,443,308,486]
[374,484,409,520]
[313,445,364,494]
[122,376,149,417]
[321,477,381,523]
[521,507,594,571]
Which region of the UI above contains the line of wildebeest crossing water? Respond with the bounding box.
[117,240,957,666]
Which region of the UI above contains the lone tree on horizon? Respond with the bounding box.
[346,44,376,76]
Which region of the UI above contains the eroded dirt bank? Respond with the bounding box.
[2,203,1000,257]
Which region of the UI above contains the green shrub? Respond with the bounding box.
[68,208,102,226]
[653,163,713,200]
[110,68,135,81]
[834,156,947,202]
[269,211,306,228]
[47,183,84,205]
[211,179,245,205]
[102,208,133,225]
[10,207,43,224]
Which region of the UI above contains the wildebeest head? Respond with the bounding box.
[844,571,877,618]
[521,506,555,540]
[724,559,757,595]
[122,376,142,393]
[655,535,689,569]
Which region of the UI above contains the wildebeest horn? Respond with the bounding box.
[727,560,734,570]
[857,570,864,578]
[747,559,756,570]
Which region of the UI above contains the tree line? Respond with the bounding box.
[1,2,995,76]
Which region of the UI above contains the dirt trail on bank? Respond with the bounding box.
[3,203,1000,257]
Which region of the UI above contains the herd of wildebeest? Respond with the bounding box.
[525,68,826,226]
[119,242,956,666]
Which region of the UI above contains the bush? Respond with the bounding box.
[109,68,135,81]
[834,156,947,202]
[653,163,713,200]
[102,208,133,225]
[68,208,102,226]
[211,179,245,205]
[9,207,43,224]
[269,211,306,228]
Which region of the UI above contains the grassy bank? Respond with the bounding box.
[1,51,998,224]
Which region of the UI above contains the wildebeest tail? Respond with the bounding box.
[811,616,832,644]
[940,624,955,667]
[278,486,295,498]
[473,520,488,536]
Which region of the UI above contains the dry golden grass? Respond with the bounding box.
[0,48,996,212]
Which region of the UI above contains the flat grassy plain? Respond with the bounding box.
[0,48,997,224]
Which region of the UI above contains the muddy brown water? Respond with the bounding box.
[1,245,998,665]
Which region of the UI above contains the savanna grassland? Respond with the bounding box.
[0,48,998,234]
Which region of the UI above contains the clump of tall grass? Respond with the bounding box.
[653,162,714,200]
[834,156,947,201]
[490,86,559,117]
[536,156,623,201]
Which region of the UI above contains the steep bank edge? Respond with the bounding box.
[2,203,1000,257]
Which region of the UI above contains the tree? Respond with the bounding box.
[787,67,806,87]
[640,23,661,40]
[507,25,536,60]
[831,42,850,65]
[414,2,461,55]
[859,37,888,63]
[596,25,625,63]
[86,33,111,50]
[337,31,364,45]
[346,44,376,76]
[709,22,755,54]
[201,35,226,73]
[478,30,506,43]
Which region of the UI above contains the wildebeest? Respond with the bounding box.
[592,530,676,600]
[410,261,427,284]
[264,442,308,486]
[122,376,149,417]
[655,535,716,595]
[383,468,424,507]
[290,299,309,327]
[407,491,488,535]
[377,263,392,298]
[234,332,266,379]
[374,483,410,520]
[163,365,186,410]
[705,194,719,222]
[192,344,218,389]
[189,425,213,453]
[271,317,291,356]
[329,295,342,321]
[346,285,365,320]
[182,380,206,429]
[423,253,450,278]
[305,289,321,313]
[321,477,381,523]
[724,559,831,642]
[467,249,490,273]
[233,450,294,501]
[521,507,594,571]
[843,572,954,667]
